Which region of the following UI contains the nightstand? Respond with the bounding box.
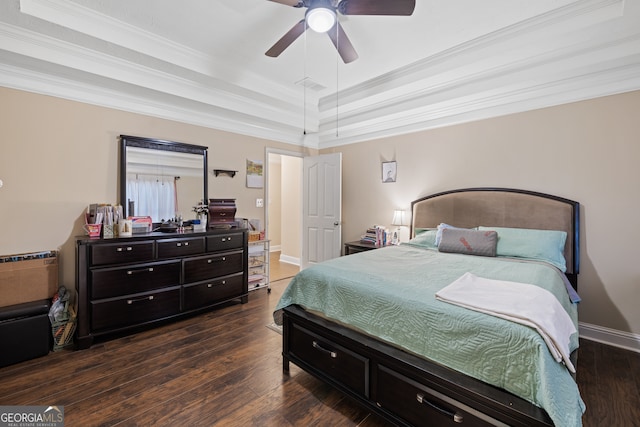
[344,241,382,255]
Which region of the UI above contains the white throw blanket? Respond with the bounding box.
[435,272,576,373]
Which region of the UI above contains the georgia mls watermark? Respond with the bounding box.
[0,406,64,427]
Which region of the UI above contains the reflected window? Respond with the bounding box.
[126,174,177,221]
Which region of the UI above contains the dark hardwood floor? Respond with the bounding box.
[0,277,638,426]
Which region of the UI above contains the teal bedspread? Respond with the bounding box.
[274,244,585,427]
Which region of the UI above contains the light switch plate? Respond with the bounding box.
[256,198,264,207]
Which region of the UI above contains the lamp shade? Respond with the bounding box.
[306,1,336,33]
[391,209,407,226]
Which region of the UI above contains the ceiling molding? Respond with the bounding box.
[0,0,638,150]
[19,0,215,75]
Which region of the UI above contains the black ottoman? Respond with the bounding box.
[0,300,51,368]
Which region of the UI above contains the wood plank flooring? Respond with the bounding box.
[1,274,639,426]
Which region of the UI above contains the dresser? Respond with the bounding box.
[75,229,248,349]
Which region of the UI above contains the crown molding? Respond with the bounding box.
[1,0,638,150]
[0,61,309,146]
[18,0,307,104]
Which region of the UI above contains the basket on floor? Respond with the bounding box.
[51,306,77,351]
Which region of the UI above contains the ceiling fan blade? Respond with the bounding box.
[267,0,302,7]
[327,22,358,63]
[338,0,415,16]
[266,20,307,57]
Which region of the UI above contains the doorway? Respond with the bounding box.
[266,149,302,281]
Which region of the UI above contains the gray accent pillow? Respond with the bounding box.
[438,228,498,257]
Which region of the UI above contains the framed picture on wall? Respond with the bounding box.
[382,161,397,183]
[246,159,264,188]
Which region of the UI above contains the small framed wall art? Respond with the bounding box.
[382,161,397,183]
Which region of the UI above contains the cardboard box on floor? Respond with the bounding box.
[0,258,58,308]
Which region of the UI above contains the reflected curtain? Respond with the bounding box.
[126,174,176,221]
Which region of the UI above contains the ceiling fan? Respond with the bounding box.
[265,0,416,63]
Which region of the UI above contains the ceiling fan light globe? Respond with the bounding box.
[307,7,336,32]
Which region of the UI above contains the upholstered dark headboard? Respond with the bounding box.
[411,188,580,288]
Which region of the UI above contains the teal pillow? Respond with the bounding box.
[478,226,567,271]
[414,227,433,236]
[405,229,437,249]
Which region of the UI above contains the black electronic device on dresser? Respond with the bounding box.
[75,229,248,349]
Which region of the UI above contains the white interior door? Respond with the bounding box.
[302,153,342,269]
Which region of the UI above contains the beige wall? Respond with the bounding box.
[2,85,639,341]
[323,90,640,338]
[0,87,305,297]
[267,155,282,249]
[280,155,302,262]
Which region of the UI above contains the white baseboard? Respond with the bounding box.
[279,254,300,266]
[270,244,281,252]
[579,322,640,353]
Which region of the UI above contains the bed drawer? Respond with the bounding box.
[90,287,181,332]
[289,323,369,397]
[182,272,245,311]
[374,364,503,427]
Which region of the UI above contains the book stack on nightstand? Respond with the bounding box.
[360,225,388,246]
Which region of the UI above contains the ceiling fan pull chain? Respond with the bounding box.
[335,22,339,137]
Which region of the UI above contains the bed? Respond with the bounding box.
[274,188,584,426]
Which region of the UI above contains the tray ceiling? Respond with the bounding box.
[1,0,639,148]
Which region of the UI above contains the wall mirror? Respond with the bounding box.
[119,135,208,223]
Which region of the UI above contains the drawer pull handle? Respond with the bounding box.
[176,242,189,247]
[127,267,154,275]
[416,393,463,423]
[221,280,226,285]
[207,256,226,264]
[127,295,154,304]
[312,341,337,358]
[207,283,213,288]
[116,247,133,252]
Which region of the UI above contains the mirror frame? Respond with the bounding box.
[119,135,208,221]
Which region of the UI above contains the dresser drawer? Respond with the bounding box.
[183,250,243,283]
[90,241,154,266]
[90,261,180,300]
[90,287,181,332]
[374,365,497,427]
[183,272,245,311]
[207,233,244,252]
[289,323,369,396]
[157,237,205,259]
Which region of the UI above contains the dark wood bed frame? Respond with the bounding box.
[281,188,580,427]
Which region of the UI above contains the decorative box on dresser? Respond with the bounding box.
[76,228,248,349]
